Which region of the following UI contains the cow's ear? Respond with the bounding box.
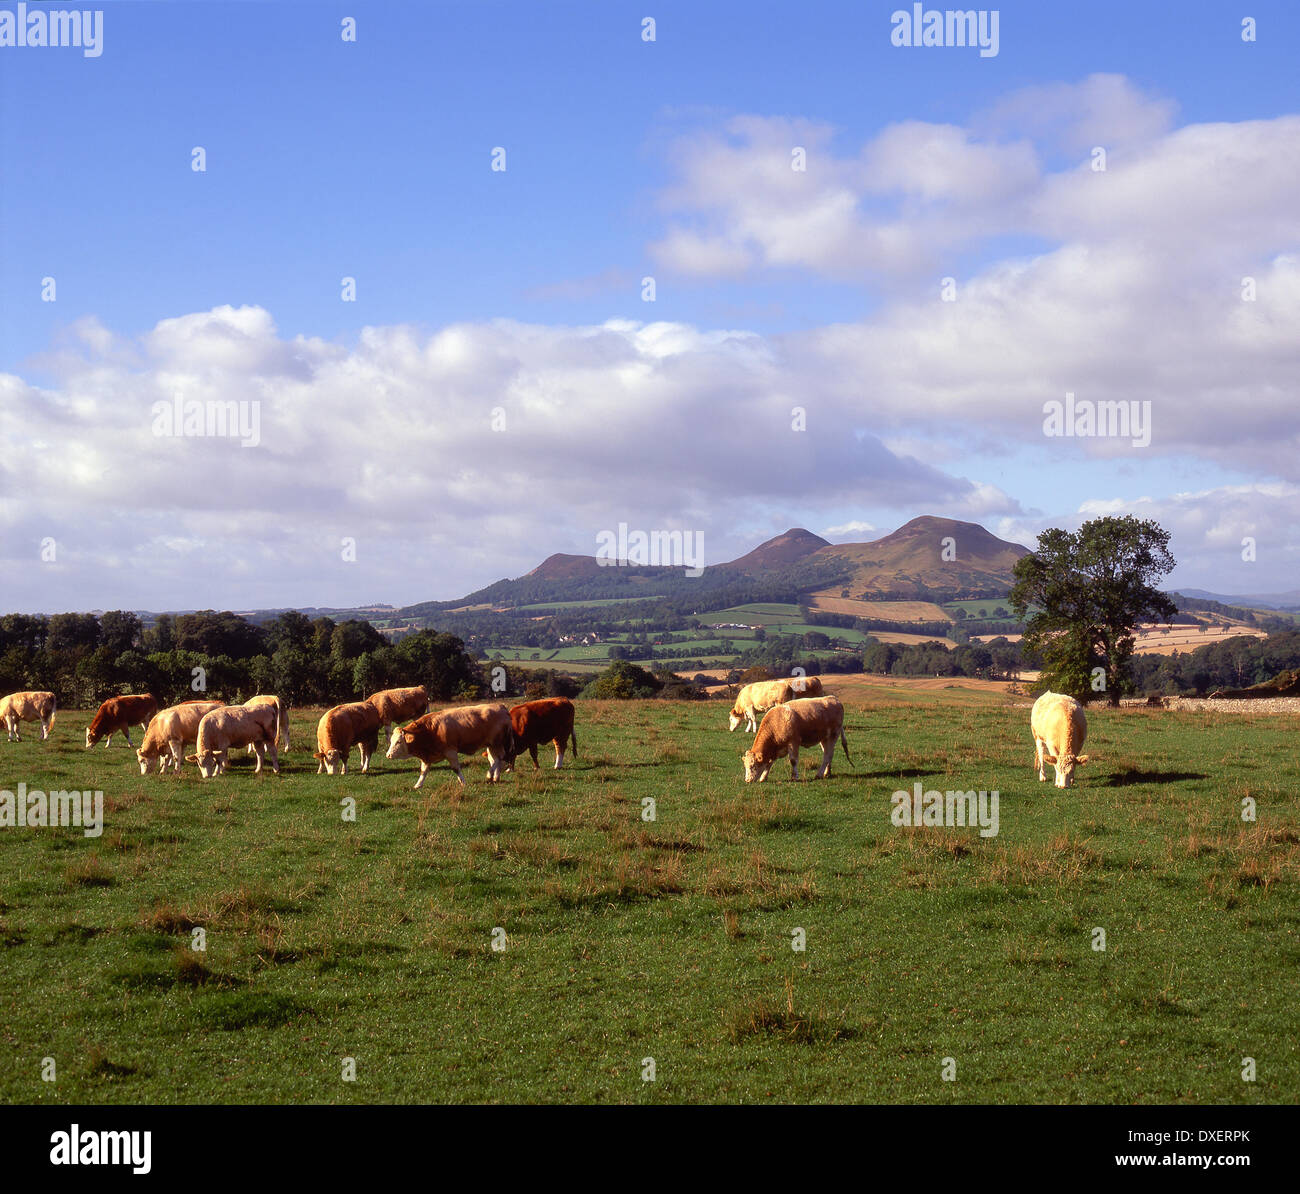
[1075,754,1090,765]
[185,754,197,762]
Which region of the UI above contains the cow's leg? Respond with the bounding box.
[216,749,229,775]
[485,749,500,783]
[121,727,134,747]
[789,746,800,781]
[1035,738,1048,782]
[447,752,467,787]
[413,762,430,790]
[529,744,540,770]
[553,739,564,769]
[41,718,51,740]
[267,742,279,775]
[359,744,371,774]
[251,743,265,774]
[818,739,834,779]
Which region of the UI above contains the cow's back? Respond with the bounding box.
[1032,692,1085,752]
[146,700,220,750]
[433,703,511,752]
[199,705,273,750]
[785,696,843,744]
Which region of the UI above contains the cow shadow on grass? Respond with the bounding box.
[1105,768,1208,787]
[853,767,945,781]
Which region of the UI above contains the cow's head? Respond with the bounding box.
[84,728,97,748]
[728,709,744,732]
[1053,753,1089,788]
[192,750,221,779]
[137,749,164,776]
[386,726,413,760]
[317,748,345,775]
[741,749,769,783]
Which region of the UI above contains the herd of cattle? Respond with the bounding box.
[0,680,1092,788]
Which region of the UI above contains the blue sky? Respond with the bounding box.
[2,1,1298,610]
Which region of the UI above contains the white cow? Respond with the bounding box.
[187,704,281,779]
[728,675,823,732]
[1030,691,1090,788]
[0,690,56,741]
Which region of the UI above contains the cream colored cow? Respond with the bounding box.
[244,694,289,750]
[1030,691,1090,788]
[137,700,223,774]
[728,675,823,732]
[0,690,56,741]
[186,704,281,779]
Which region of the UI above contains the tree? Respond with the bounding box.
[100,610,142,656]
[1009,516,1176,705]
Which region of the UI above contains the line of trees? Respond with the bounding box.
[0,609,483,709]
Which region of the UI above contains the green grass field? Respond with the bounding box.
[1,695,1296,1104]
[706,603,804,625]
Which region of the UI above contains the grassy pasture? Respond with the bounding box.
[0,696,1296,1105]
[706,603,804,625]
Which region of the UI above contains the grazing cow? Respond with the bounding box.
[1030,691,1090,789]
[315,701,384,775]
[0,690,56,742]
[503,698,577,771]
[728,675,824,733]
[741,696,850,783]
[85,694,159,749]
[366,686,430,730]
[186,704,281,779]
[386,702,515,789]
[243,694,290,752]
[136,700,223,775]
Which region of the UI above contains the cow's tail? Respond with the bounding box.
[570,724,578,760]
[839,726,853,768]
[271,701,281,751]
[48,696,56,730]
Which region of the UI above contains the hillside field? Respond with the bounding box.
[0,694,1296,1104]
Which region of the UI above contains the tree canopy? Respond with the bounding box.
[1009,516,1176,704]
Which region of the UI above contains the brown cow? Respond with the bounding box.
[186,704,281,778]
[315,701,384,775]
[386,702,515,789]
[85,694,159,749]
[366,686,430,729]
[0,690,56,741]
[137,700,223,774]
[503,698,577,771]
[742,696,850,783]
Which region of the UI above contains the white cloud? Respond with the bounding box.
[822,520,876,538]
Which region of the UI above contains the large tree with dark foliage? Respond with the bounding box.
[1009,516,1176,705]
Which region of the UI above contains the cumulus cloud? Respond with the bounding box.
[0,306,1001,610]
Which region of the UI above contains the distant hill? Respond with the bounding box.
[398,515,1029,618]
[1174,588,1300,612]
[806,516,1029,599]
[722,528,831,572]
